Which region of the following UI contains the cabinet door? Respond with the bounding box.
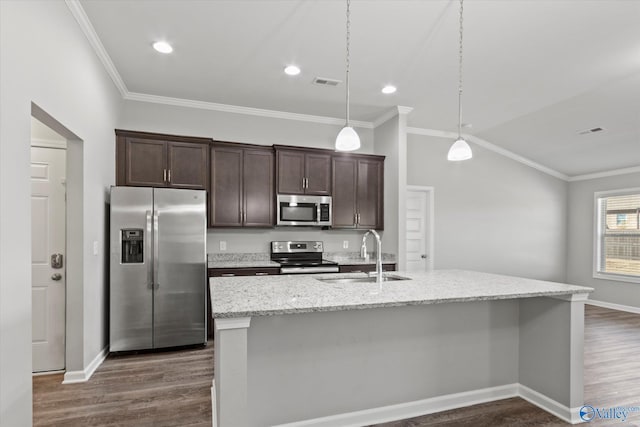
[332,157,357,228]
[357,158,384,229]
[276,150,305,194]
[211,146,243,226]
[305,153,332,195]
[125,138,167,187]
[167,141,208,189]
[243,148,274,227]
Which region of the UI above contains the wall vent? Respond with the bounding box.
[577,127,605,135]
[313,77,341,86]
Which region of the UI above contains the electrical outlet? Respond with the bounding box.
[93,241,99,256]
[343,240,349,249]
[219,241,227,251]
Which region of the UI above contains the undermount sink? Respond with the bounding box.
[317,275,410,284]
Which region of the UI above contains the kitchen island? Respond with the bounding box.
[210,270,592,426]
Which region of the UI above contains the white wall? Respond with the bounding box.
[0,1,121,425]
[119,100,383,254]
[566,172,640,308]
[407,134,568,282]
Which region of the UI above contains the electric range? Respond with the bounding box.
[270,241,339,274]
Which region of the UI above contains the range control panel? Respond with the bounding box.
[271,241,323,254]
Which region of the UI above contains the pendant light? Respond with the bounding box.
[447,0,473,161]
[335,0,360,151]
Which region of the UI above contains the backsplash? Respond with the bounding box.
[206,228,391,254]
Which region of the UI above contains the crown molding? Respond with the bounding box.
[125,92,373,129]
[568,165,640,182]
[372,106,415,128]
[407,127,570,181]
[65,0,128,97]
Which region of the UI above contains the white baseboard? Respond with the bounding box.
[275,384,519,427]
[62,345,108,384]
[518,384,581,424]
[272,383,582,427]
[211,379,217,427]
[586,299,640,315]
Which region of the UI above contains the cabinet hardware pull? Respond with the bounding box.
[168,169,171,183]
[163,169,167,182]
[255,272,269,276]
[221,273,235,277]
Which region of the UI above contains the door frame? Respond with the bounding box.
[406,185,435,271]
[31,104,84,382]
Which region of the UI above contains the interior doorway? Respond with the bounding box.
[31,118,67,373]
[405,186,434,272]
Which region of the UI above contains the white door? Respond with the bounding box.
[31,146,66,372]
[406,188,433,272]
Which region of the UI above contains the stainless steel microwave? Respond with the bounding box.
[277,194,332,226]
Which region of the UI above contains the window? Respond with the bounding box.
[595,189,640,282]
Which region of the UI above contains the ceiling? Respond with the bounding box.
[78,0,640,177]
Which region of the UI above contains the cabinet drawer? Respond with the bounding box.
[338,264,396,273]
[208,267,280,277]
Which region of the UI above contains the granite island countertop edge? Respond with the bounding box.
[210,269,594,319]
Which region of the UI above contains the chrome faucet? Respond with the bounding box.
[361,229,383,283]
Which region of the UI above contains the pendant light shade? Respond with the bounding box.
[448,0,472,162]
[447,138,473,161]
[336,126,361,151]
[335,0,360,152]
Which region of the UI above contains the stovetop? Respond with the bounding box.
[270,241,338,270]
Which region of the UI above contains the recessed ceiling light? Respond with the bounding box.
[152,41,173,54]
[381,85,397,94]
[284,65,301,76]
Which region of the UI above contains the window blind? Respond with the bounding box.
[597,193,640,277]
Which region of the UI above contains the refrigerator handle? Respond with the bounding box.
[145,210,153,289]
[153,212,159,289]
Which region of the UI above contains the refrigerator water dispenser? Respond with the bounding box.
[121,229,143,263]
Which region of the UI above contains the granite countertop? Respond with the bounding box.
[210,269,593,318]
[323,252,396,265]
[207,253,280,269]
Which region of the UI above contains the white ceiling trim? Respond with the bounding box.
[124,92,373,129]
[372,106,414,128]
[65,0,128,97]
[407,127,570,181]
[568,165,640,182]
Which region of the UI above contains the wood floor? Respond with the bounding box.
[33,345,213,427]
[33,305,640,426]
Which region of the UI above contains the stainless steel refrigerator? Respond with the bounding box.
[109,186,207,352]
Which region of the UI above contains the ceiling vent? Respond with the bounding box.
[313,77,341,86]
[577,127,605,135]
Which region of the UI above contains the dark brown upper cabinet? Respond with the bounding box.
[210,142,274,228]
[274,146,332,196]
[332,153,384,230]
[116,130,210,190]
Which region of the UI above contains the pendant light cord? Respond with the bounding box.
[457,0,464,139]
[345,0,351,127]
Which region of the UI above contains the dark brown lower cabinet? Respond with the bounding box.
[210,143,274,227]
[338,264,396,273]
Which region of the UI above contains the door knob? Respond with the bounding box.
[421,254,427,259]
[51,273,62,281]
